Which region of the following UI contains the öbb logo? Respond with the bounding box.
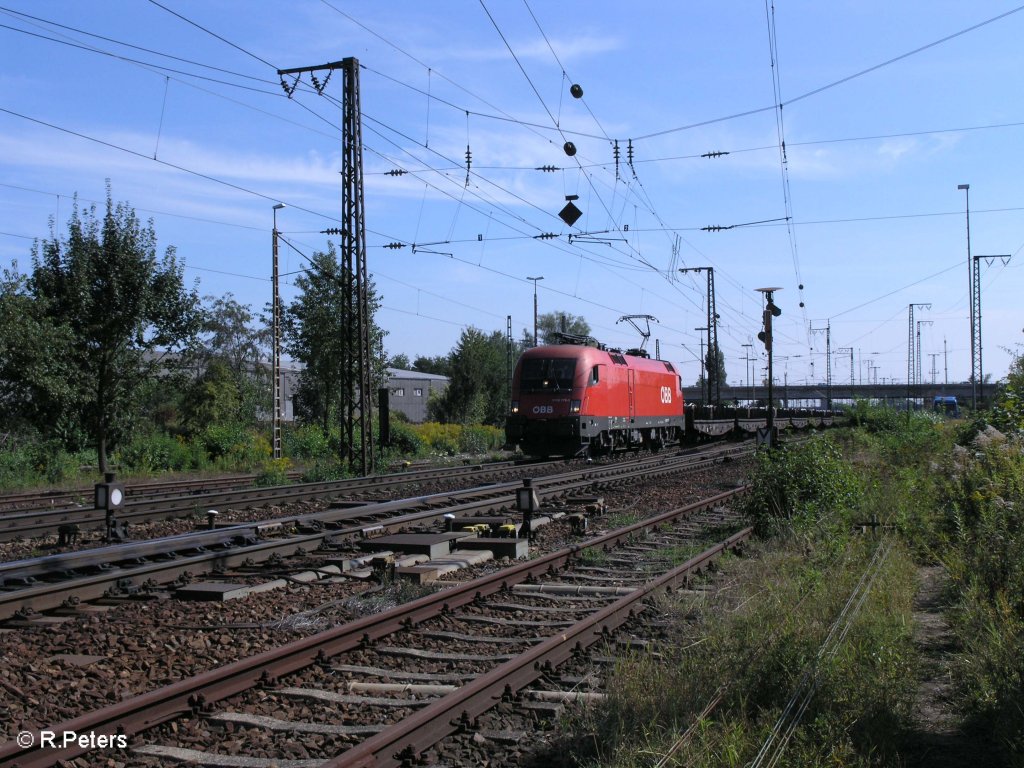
[532,405,554,414]
[660,387,673,404]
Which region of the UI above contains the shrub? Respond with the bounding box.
[300,459,348,482]
[255,457,293,486]
[388,422,424,456]
[458,424,504,453]
[199,423,270,469]
[741,434,860,536]
[284,424,331,461]
[116,431,204,473]
[0,435,89,487]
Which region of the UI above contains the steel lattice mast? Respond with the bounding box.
[279,57,374,475]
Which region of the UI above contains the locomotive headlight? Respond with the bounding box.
[511,401,520,414]
[570,399,581,413]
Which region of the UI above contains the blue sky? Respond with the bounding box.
[1,1,1022,390]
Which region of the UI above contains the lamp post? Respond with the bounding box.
[272,203,286,461]
[527,276,544,346]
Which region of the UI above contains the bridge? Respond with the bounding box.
[682,381,977,408]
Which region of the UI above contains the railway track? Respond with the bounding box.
[0,445,748,622]
[0,443,751,544]
[0,458,559,543]
[0,472,306,514]
[0,487,751,767]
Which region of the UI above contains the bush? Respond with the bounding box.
[940,435,1024,760]
[116,431,204,473]
[199,423,270,469]
[0,435,89,487]
[458,424,504,453]
[741,434,861,537]
[300,459,348,482]
[388,423,424,456]
[407,421,504,457]
[283,424,331,461]
[255,457,293,486]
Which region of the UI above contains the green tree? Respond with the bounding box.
[387,353,412,371]
[521,311,591,346]
[0,267,80,441]
[196,293,270,425]
[181,358,243,433]
[991,348,1024,433]
[696,342,727,402]
[413,355,452,376]
[282,243,386,444]
[14,192,201,472]
[429,327,508,426]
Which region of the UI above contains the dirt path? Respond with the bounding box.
[901,564,1000,767]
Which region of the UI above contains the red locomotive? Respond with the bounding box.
[505,343,685,457]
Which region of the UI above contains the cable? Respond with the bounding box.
[145,0,277,70]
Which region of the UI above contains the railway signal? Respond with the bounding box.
[755,288,783,448]
[94,472,126,542]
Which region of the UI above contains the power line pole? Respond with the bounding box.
[271,203,285,460]
[679,267,720,406]
[695,329,707,404]
[527,276,543,346]
[810,321,832,409]
[972,253,1012,405]
[837,347,854,403]
[957,184,974,408]
[916,320,933,391]
[907,303,930,414]
[943,337,949,389]
[506,314,513,410]
[280,57,373,474]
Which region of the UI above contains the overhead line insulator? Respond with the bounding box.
[535,165,559,172]
[701,151,730,158]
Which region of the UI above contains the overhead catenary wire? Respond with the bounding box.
[4,3,1019,382]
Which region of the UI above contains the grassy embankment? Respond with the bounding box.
[535,405,1024,767]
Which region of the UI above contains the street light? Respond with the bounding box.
[527,276,544,346]
[272,203,286,461]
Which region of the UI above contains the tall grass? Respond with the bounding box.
[940,429,1024,758]
[544,537,917,768]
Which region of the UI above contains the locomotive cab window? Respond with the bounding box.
[589,365,600,386]
[520,358,577,392]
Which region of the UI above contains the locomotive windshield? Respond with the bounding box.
[519,357,577,392]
